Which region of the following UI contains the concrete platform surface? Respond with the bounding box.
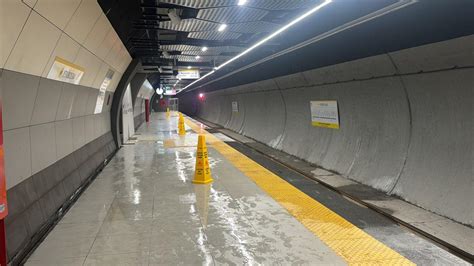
[25,113,470,265]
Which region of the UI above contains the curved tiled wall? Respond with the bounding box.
[184,35,474,226]
[1,0,132,261]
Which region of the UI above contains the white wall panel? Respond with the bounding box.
[91,62,111,89]
[30,123,57,174]
[55,83,77,120]
[72,116,85,149]
[0,0,31,68]
[74,47,101,87]
[1,70,39,130]
[4,127,31,189]
[64,0,102,44]
[95,25,118,60]
[5,12,61,76]
[105,40,122,70]
[41,33,81,77]
[83,14,110,55]
[34,0,81,30]
[70,86,89,118]
[107,72,121,92]
[30,78,63,125]
[55,119,73,159]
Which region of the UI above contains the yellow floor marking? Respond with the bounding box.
[184,118,415,265]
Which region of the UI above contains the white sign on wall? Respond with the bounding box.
[122,84,135,143]
[177,69,200,79]
[232,101,239,112]
[47,57,84,84]
[94,69,114,114]
[310,101,339,129]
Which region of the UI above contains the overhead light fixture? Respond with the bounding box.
[238,0,247,6]
[187,66,192,69]
[195,55,200,59]
[168,9,181,26]
[162,51,170,57]
[201,46,208,52]
[182,0,332,91]
[217,24,227,32]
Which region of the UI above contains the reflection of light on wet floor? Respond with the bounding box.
[174,150,190,183]
[197,227,213,266]
[132,189,141,204]
[209,186,255,264]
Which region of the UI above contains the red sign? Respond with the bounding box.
[0,100,7,219]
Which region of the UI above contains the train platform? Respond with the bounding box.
[24,113,469,265]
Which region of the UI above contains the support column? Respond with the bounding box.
[110,58,142,148]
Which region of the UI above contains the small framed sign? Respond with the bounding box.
[310,101,339,129]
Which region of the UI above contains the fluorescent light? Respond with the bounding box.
[217,24,227,32]
[187,66,192,69]
[217,0,332,70]
[238,0,247,6]
[195,55,200,59]
[181,0,332,91]
[201,46,208,52]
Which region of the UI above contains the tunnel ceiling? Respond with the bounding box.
[99,0,474,94]
[98,0,320,91]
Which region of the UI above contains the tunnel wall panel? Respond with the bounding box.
[192,36,473,225]
[392,69,473,225]
[1,1,131,260]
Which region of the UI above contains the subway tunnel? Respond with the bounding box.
[0,0,473,265]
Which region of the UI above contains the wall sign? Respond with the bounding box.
[310,101,339,129]
[47,56,85,84]
[177,69,200,79]
[94,69,114,114]
[232,101,239,112]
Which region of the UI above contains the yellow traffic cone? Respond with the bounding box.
[193,135,213,184]
[178,113,186,136]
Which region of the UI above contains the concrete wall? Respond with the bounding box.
[1,0,132,260]
[187,35,474,226]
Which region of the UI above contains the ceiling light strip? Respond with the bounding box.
[181,0,417,93]
[181,0,332,91]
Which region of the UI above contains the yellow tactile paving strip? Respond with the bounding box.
[184,117,415,265]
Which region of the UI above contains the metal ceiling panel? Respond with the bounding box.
[228,21,278,33]
[159,19,218,32]
[188,31,242,40]
[247,0,320,10]
[197,6,269,24]
[160,0,235,9]
[161,44,243,55]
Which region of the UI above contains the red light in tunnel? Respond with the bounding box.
[199,93,205,100]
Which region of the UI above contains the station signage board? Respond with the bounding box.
[178,69,200,79]
[310,101,340,129]
[47,56,84,84]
